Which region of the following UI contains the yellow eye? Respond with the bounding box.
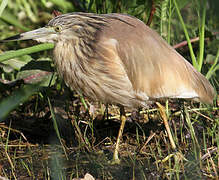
[54,26,62,32]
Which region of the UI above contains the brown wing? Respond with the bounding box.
[99,14,215,104]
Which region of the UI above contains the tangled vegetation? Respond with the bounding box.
[0,0,218,179]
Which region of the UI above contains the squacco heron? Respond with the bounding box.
[1,12,215,163]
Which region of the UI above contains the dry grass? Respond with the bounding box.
[0,88,218,179]
[0,0,218,179]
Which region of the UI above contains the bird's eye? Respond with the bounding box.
[54,26,62,32]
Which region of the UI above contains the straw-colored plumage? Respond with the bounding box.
[2,12,215,163]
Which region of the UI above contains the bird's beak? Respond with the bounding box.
[0,27,56,42]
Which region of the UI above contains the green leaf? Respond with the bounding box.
[0,84,41,121]
[2,54,32,70]
[17,70,56,86]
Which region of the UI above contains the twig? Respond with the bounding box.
[189,108,214,122]
[201,147,218,161]
[0,124,27,141]
[173,32,219,49]
[147,0,156,26]
[140,132,156,153]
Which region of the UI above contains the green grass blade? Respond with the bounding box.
[206,49,219,79]
[198,0,207,72]
[47,97,69,160]
[167,0,173,44]
[0,0,8,16]
[160,0,168,39]
[173,0,198,69]
[0,43,54,62]
[184,106,200,161]
[49,0,74,11]
[0,10,30,31]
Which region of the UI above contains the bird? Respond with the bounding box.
[1,12,215,163]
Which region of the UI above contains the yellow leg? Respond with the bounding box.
[156,102,187,163]
[156,102,176,150]
[112,106,126,164]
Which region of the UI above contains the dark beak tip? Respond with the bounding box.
[0,34,22,43]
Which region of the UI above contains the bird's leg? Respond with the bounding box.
[156,102,176,150]
[156,102,187,163]
[113,106,126,164]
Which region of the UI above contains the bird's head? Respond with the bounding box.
[1,13,107,43]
